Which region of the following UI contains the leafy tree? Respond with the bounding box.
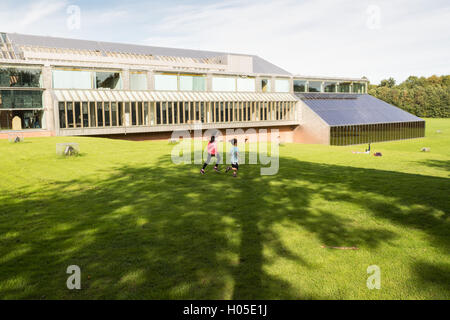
[369,75,450,118]
[379,77,396,88]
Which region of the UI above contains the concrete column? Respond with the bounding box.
[147,70,155,90]
[122,68,130,90]
[289,77,294,93]
[42,65,54,132]
[206,73,213,92]
[255,76,262,92]
[270,77,276,93]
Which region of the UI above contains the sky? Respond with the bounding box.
[0,0,449,84]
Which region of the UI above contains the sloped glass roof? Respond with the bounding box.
[296,93,424,126]
[6,32,291,76]
[52,90,298,103]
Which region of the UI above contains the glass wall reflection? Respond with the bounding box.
[330,122,425,145]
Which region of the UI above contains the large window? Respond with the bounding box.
[0,110,43,130]
[180,75,206,91]
[275,79,290,93]
[53,70,92,89]
[130,72,148,90]
[237,78,255,92]
[308,81,322,92]
[0,90,43,109]
[95,72,122,89]
[338,82,351,93]
[212,77,236,92]
[293,80,306,92]
[330,122,425,146]
[1,67,44,130]
[324,82,337,92]
[353,83,366,93]
[154,74,178,91]
[53,70,122,89]
[0,67,42,87]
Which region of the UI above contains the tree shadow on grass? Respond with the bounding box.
[411,260,450,299]
[417,159,450,172]
[0,154,448,299]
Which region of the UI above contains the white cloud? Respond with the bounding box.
[143,0,450,83]
[19,0,68,28]
[0,0,448,84]
[0,0,68,33]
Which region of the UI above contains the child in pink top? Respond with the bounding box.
[201,135,221,174]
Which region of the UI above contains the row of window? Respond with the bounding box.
[0,90,43,109]
[330,122,425,146]
[58,100,296,129]
[154,74,206,91]
[0,110,43,130]
[0,67,42,87]
[294,80,366,93]
[52,70,122,90]
[0,66,367,94]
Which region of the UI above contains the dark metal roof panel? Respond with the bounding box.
[297,93,424,126]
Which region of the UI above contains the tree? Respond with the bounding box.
[369,75,450,118]
[379,77,396,88]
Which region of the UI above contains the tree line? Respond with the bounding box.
[368,75,450,118]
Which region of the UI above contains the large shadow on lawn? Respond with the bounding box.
[0,152,448,299]
[417,159,450,172]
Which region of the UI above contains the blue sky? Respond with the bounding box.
[0,0,449,84]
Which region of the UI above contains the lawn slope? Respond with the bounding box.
[0,119,448,299]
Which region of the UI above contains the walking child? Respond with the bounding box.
[201,135,221,174]
[226,138,239,178]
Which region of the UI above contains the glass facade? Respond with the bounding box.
[212,77,236,92]
[330,122,425,146]
[57,99,296,129]
[293,80,306,92]
[275,79,290,93]
[95,72,122,89]
[0,109,43,129]
[324,82,337,92]
[0,90,43,109]
[53,70,92,89]
[237,78,255,92]
[1,66,44,130]
[338,82,351,93]
[0,67,42,87]
[51,68,372,95]
[180,75,206,91]
[154,74,177,91]
[293,79,367,94]
[130,72,148,90]
[53,70,122,89]
[261,79,271,92]
[308,81,322,92]
[352,83,366,93]
[0,63,378,133]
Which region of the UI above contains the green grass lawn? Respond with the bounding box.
[0,119,449,300]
